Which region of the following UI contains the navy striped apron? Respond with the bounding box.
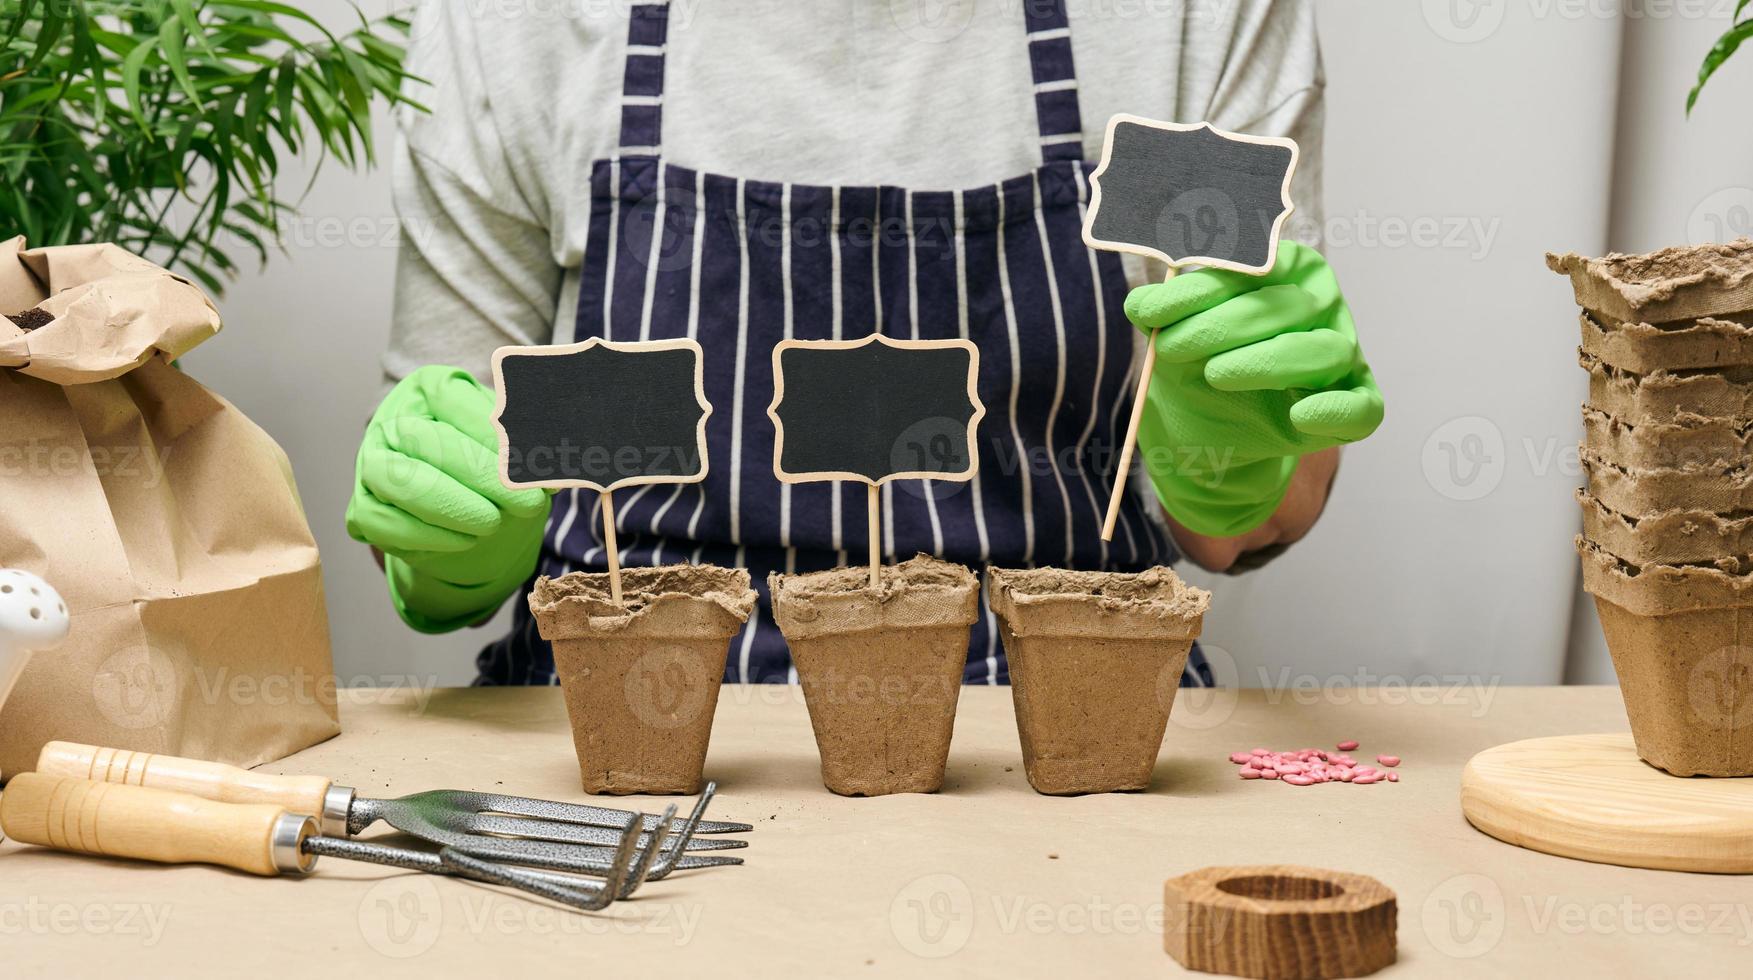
[476,0,1211,688]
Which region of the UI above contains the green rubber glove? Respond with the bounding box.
[1124,241,1384,538]
[345,366,552,633]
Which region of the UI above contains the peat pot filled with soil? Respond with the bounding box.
[769,555,980,796]
[529,565,756,794]
[988,566,1211,795]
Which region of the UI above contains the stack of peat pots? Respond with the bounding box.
[1550,239,1753,777]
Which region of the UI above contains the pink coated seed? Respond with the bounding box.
[1387,772,1399,782]
[1377,755,1401,768]
[1230,745,1400,787]
[1337,740,1359,751]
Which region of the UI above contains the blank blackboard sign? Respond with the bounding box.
[768,336,983,485]
[1083,115,1299,275]
[490,338,710,492]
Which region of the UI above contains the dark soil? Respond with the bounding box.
[5,307,51,331]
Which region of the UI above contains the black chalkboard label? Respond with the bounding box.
[768,336,984,485]
[1083,115,1299,275]
[490,338,710,492]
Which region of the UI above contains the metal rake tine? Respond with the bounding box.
[438,846,622,912]
[308,837,625,913]
[463,813,747,851]
[467,807,647,903]
[616,804,675,900]
[490,863,638,894]
[465,791,753,835]
[438,834,743,875]
[642,782,715,882]
[598,806,648,902]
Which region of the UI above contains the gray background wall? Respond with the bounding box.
[179,1,1753,689]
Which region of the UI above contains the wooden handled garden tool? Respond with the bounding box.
[37,742,747,880]
[0,773,661,912]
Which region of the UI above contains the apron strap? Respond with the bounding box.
[1023,0,1085,163]
[617,1,671,155]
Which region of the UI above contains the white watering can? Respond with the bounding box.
[0,569,70,721]
[0,570,69,798]
[0,571,67,831]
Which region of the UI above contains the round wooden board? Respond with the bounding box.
[1461,733,1753,874]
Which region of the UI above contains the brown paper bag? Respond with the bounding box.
[0,237,338,779]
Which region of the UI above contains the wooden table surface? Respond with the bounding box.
[5,684,1748,977]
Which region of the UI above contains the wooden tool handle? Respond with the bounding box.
[1,773,316,876]
[37,741,335,816]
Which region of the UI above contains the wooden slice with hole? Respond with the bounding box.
[1461,733,1753,873]
[1163,864,1396,979]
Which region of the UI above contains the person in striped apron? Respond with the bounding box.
[345,2,1380,687]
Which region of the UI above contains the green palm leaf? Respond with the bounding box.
[1688,4,1753,114]
[0,0,421,294]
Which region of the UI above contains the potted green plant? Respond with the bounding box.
[1,0,417,293]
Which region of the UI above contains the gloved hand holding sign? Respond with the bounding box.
[345,366,552,633]
[1124,241,1384,538]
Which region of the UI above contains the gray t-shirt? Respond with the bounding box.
[385,0,1325,385]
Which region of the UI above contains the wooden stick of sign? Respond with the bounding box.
[768,334,986,590]
[598,490,622,602]
[1103,264,1179,541]
[1083,114,1300,542]
[490,337,712,605]
[867,484,881,587]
